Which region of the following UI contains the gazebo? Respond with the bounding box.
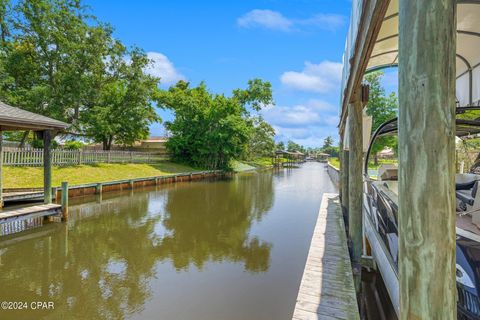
[0,101,68,207]
[316,152,330,163]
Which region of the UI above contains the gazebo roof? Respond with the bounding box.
[0,101,68,131]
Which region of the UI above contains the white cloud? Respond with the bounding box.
[280,60,343,93]
[237,10,345,32]
[237,9,292,31]
[298,14,345,30]
[145,52,185,85]
[262,99,336,127]
[262,99,339,147]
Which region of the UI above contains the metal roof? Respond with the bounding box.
[0,101,68,131]
[366,0,480,106]
[339,0,480,134]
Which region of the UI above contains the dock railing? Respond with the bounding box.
[2,147,169,166]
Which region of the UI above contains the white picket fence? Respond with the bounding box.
[2,148,168,166]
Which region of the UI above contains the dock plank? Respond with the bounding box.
[2,191,46,202]
[292,193,359,320]
[0,204,61,225]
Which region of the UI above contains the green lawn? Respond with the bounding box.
[231,160,257,172]
[248,157,275,167]
[328,157,398,171]
[4,162,200,188]
[328,157,340,169]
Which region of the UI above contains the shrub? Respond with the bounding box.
[64,140,84,150]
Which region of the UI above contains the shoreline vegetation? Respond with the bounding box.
[328,157,398,171]
[5,158,280,189]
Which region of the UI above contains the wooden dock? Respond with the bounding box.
[292,193,359,320]
[0,204,62,225]
[3,190,45,203]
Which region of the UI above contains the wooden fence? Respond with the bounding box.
[2,148,168,167]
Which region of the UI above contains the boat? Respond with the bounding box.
[364,107,480,319]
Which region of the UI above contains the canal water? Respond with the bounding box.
[0,162,336,320]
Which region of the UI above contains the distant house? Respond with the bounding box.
[378,147,395,158]
[84,136,169,154]
[137,137,168,151]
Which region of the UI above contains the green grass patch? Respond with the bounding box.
[231,160,256,172]
[328,157,398,171]
[367,158,398,170]
[328,157,340,169]
[248,157,275,167]
[4,162,200,188]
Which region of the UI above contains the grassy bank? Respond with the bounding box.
[328,157,398,171]
[328,157,340,169]
[4,162,200,188]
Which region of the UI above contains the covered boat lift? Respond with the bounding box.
[338,0,480,318]
[0,101,68,236]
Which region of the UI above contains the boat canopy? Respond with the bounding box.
[365,0,480,107]
[374,107,480,139]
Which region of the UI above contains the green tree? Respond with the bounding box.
[82,48,160,149]
[364,71,398,164]
[156,79,273,170]
[276,141,285,151]
[0,0,113,125]
[244,116,275,159]
[322,136,334,149]
[322,145,339,157]
[0,0,161,148]
[287,140,303,153]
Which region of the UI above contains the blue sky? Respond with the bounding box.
[85,0,364,147]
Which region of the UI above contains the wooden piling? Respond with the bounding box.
[348,98,363,293]
[61,182,68,221]
[398,0,457,318]
[96,183,102,194]
[0,131,3,208]
[43,130,52,204]
[340,142,349,220]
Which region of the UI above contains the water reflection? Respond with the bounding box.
[158,172,274,272]
[0,171,274,319]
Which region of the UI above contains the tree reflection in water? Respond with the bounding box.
[158,172,274,272]
[0,171,274,319]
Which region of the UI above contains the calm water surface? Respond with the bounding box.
[0,162,335,320]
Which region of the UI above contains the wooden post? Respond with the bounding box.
[96,183,102,194]
[340,139,349,217]
[0,130,3,208]
[43,130,52,204]
[342,148,349,221]
[348,97,363,292]
[398,0,456,318]
[61,182,68,221]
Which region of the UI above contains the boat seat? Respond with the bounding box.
[456,173,480,185]
[456,188,476,206]
[455,179,480,227]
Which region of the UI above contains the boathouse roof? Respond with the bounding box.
[0,101,68,131]
[339,0,480,132]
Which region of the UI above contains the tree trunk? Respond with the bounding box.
[374,153,379,166]
[107,136,113,150]
[19,131,29,148]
